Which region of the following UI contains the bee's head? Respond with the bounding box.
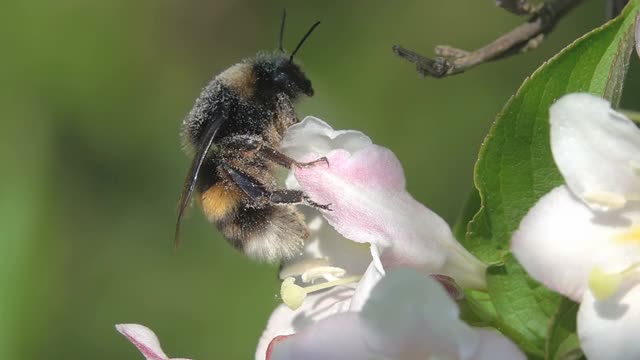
[253,15,319,101]
[254,55,313,99]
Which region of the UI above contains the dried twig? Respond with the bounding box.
[496,0,541,15]
[393,0,585,78]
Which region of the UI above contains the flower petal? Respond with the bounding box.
[578,284,640,360]
[294,146,405,247]
[269,313,373,360]
[636,13,640,60]
[269,269,516,360]
[430,274,465,301]
[280,116,373,161]
[511,185,640,301]
[279,210,372,279]
[550,93,640,210]
[348,261,384,312]
[255,286,355,360]
[295,146,486,289]
[115,324,191,360]
[471,329,526,360]
[360,268,476,359]
[265,335,292,360]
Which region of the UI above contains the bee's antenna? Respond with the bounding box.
[278,9,287,53]
[289,20,321,62]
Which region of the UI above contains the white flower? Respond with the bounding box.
[511,93,640,359]
[259,268,524,360]
[115,324,191,360]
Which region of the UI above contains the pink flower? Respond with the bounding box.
[115,324,191,360]
[260,268,524,360]
[276,118,486,305]
[256,117,491,359]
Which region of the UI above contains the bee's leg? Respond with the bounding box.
[222,163,332,211]
[220,135,329,169]
[270,190,332,210]
[259,146,329,169]
[221,164,271,206]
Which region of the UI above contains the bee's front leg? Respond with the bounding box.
[222,163,331,211]
[270,190,332,211]
[219,134,329,170]
[259,146,329,169]
[294,156,329,168]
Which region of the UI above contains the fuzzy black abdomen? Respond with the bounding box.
[216,204,308,263]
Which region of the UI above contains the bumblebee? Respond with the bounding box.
[175,12,328,262]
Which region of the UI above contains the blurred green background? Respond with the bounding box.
[2,0,639,359]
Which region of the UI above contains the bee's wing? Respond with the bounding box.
[175,110,227,247]
[222,164,270,201]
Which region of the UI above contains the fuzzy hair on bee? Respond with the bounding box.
[175,11,329,263]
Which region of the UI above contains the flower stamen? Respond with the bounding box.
[588,263,640,300]
[301,266,346,283]
[614,225,640,244]
[279,258,331,280]
[281,275,362,310]
[581,191,626,210]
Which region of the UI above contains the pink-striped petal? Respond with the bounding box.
[265,335,293,360]
[115,324,190,360]
[294,146,486,289]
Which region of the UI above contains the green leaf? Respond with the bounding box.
[465,4,639,263]
[458,289,496,327]
[486,255,560,357]
[452,188,480,242]
[546,298,584,360]
[462,2,640,357]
